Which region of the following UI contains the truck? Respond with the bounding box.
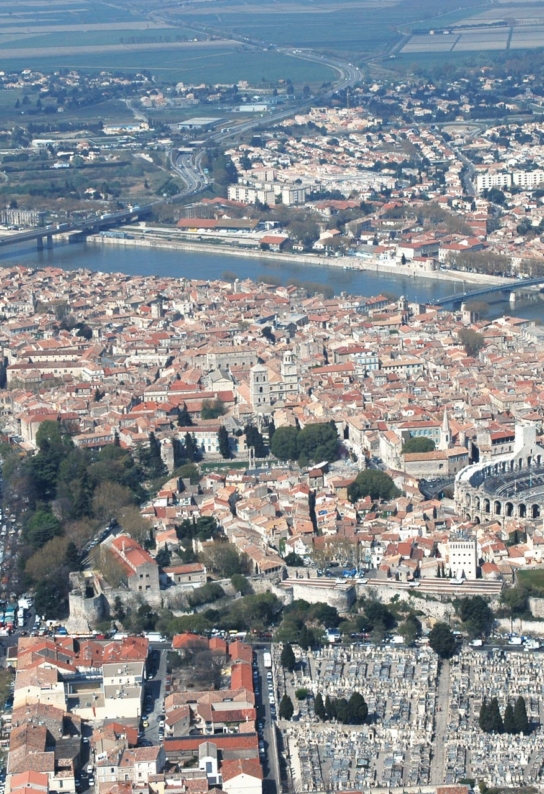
[143,632,167,643]
[263,652,272,669]
[508,636,523,646]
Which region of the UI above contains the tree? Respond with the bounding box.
[64,541,81,571]
[315,692,326,720]
[231,573,252,595]
[245,424,267,458]
[402,437,435,454]
[92,481,134,523]
[428,622,457,659]
[479,698,490,732]
[514,695,530,735]
[348,692,368,724]
[201,542,250,578]
[177,403,193,427]
[348,469,401,502]
[488,697,504,734]
[34,578,68,620]
[279,693,294,720]
[117,505,151,545]
[270,426,299,461]
[295,687,308,700]
[25,536,69,582]
[399,614,422,646]
[218,425,230,459]
[504,701,516,734]
[401,253,407,265]
[296,422,338,464]
[458,328,485,357]
[24,509,62,550]
[280,642,296,672]
[325,694,333,720]
[458,596,494,638]
[335,697,350,723]
[156,547,171,568]
[201,398,226,420]
[184,432,198,463]
[284,552,304,566]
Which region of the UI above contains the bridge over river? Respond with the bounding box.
[432,277,544,309]
[0,204,153,250]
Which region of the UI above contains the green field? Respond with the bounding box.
[517,570,544,593]
[0,47,335,85]
[0,29,201,50]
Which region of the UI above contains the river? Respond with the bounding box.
[1,239,542,320]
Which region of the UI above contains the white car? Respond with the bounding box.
[268,696,275,705]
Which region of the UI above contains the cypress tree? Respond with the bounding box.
[314,693,326,721]
[178,403,193,427]
[218,425,230,459]
[280,642,296,672]
[325,694,332,720]
[279,693,294,720]
[504,702,516,734]
[488,697,504,734]
[514,695,530,735]
[479,698,489,732]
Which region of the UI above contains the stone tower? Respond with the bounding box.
[281,350,298,385]
[250,363,271,412]
[439,407,452,451]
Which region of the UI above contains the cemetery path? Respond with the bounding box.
[430,659,450,784]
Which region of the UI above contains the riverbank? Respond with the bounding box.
[86,233,514,288]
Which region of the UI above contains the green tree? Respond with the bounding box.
[245,424,267,458]
[504,702,516,734]
[218,425,230,459]
[479,698,489,731]
[296,422,338,464]
[347,692,368,724]
[325,694,333,719]
[399,614,422,646]
[314,692,326,720]
[348,469,401,502]
[230,573,252,595]
[428,622,457,659]
[177,403,193,427]
[458,328,485,357]
[284,552,304,566]
[24,509,61,550]
[295,688,308,700]
[514,695,530,735]
[280,642,296,672]
[279,693,294,720]
[201,398,226,420]
[458,596,494,638]
[156,547,171,568]
[402,436,435,454]
[270,426,299,461]
[335,697,350,723]
[488,697,504,734]
[64,541,80,571]
[184,432,198,463]
[34,578,68,620]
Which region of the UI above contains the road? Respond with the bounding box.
[254,646,281,794]
[140,645,167,745]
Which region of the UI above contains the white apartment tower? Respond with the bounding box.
[448,537,478,580]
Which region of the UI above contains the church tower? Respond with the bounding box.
[281,350,298,386]
[439,408,452,450]
[250,364,271,412]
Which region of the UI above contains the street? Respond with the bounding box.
[254,647,281,794]
[141,645,168,745]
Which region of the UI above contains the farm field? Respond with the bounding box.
[0,47,336,86]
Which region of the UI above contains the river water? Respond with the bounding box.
[1,240,542,320]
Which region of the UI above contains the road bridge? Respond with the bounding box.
[0,204,154,251]
[432,277,544,309]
